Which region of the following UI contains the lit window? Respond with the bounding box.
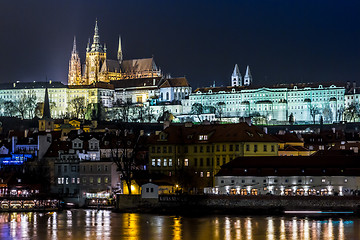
[169,159,173,167]
[72,178,75,184]
[344,178,348,183]
[184,159,189,166]
[65,178,69,184]
[57,178,61,185]
[77,178,80,184]
[157,159,161,167]
[321,179,326,183]
[152,159,155,166]
[105,177,109,183]
[98,178,101,184]
[200,172,204,177]
[163,159,167,167]
[207,172,211,177]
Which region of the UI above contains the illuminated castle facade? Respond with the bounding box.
[68,20,162,86]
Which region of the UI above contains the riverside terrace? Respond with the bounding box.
[211,153,360,196]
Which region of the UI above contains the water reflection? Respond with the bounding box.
[0,210,359,239]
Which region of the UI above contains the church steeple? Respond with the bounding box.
[91,19,103,52]
[39,87,54,132]
[43,88,51,119]
[68,36,82,85]
[72,36,77,54]
[243,65,252,86]
[117,35,123,63]
[231,64,242,87]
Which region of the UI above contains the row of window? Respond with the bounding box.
[220,178,349,184]
[57,176,109,185]
[152,157,233,167]
[57,165,109,173]
[151,144,276,154]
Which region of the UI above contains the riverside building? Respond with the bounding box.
[213,154,360,196]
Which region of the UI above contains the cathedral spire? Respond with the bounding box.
[69,37,82,85]
[231,64,242,87]
[244,65,252,86]
[117,35,123,63]
[91,19,103,52]
[72,36,77,54]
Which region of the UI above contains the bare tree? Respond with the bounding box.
[144,105,155,122]
[110,131,144,195]
[132,105,147,122]
[112,99,132,122]
[26,90,37,119]
[68,97,86,119]
[191,103,203,122]
[322,105,333,123]
[309,105,320,124]
[215,102,226,122]
[344,103,360,122]
[3,101,16,117]
[336,105,345,122]
[13,94,30,119]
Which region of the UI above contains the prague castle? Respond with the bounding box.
[68,20,162,86]
[0,21,358,125]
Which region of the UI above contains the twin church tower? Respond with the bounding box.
[68,20,161,86]
[231,64,252,87]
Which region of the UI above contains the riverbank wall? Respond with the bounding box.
[116,195,360,215]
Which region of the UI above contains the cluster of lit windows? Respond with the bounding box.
[152,158,173,167]
[57,177,80,185]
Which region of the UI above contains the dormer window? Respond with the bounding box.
[199,135,208,141]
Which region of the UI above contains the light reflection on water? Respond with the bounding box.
[0,210,359,239]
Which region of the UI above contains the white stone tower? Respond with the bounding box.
[231,64,242,87]
[243,65,252,86]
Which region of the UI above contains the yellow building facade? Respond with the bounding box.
[148,123,279,188]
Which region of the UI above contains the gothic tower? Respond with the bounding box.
[117,35,123,64]
[231,64,242,87]
[68,36,82,85]
[39,88,54,132]
[243,65,252,86]
[83,20,107,85]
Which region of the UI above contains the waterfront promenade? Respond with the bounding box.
[116,195,360,215]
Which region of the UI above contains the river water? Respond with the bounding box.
[0,210,359,239]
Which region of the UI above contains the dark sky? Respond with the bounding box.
[1,0,359,88]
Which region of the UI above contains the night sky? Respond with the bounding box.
[1,0,359,88]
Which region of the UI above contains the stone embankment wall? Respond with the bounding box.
[116,195,360,214]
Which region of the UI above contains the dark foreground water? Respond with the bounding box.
[0,210,360,239]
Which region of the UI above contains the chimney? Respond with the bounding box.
[263,127,268,134]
